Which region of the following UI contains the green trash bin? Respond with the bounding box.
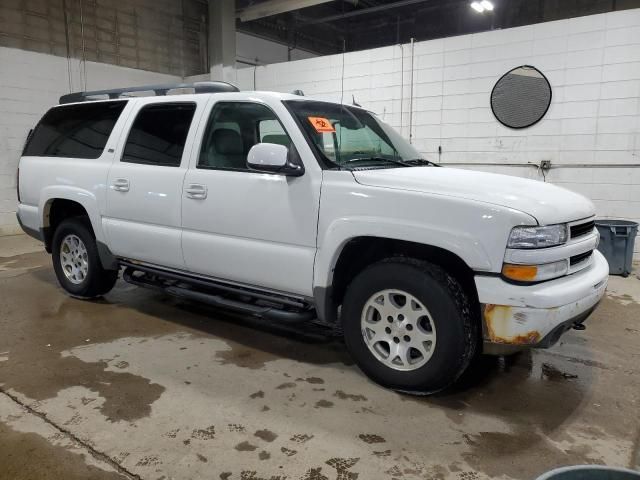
[536,465,640,480]
[595,219,638,277]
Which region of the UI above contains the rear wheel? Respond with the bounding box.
[341,258,477,394]
[52,218,118,298]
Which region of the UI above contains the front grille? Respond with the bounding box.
[570,220,595,239]
[570,251,592,266]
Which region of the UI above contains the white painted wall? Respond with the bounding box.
[237,8,640,256]
[236,32,317,68]
[0,47,180,235]
[2,10,639,259]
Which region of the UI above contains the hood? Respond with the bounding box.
[353,167,595,225]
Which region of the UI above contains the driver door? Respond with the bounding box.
[181,100,320,296]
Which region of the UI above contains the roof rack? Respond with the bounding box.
[59,81,240,104]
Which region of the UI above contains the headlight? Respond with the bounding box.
[502,260,568,283]
[507,224,568,249]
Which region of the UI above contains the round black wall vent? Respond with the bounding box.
[490,65,552,129]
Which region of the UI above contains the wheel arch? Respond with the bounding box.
[313,236,481,328]
[42,194,117,270]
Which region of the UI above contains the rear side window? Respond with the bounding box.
[23,101,127,158]
[122,102,196,167]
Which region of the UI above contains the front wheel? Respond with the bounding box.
[52,218,118,298]
[341,258,477,394]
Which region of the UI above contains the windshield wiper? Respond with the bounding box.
[341,156,410,168]
[403,158,440,167]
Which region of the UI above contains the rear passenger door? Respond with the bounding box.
[103,98,203,268]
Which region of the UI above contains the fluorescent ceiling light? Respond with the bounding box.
[470,2,485,13]
[481,0,494,11]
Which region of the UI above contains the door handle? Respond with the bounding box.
[185,183,207,199]
[111,178,130,192]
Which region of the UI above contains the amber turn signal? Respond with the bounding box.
[502,264,538,281]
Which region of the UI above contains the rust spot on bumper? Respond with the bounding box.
[483,304,541,345]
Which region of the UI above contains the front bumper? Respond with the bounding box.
[475,250,609,352]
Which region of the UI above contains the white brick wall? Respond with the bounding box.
[236,9,640,256]
[0,46,180,235]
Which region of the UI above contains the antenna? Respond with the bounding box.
[339,0,346,106]
[340,38,346,105]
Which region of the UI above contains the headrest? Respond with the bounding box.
[213,128,243,155]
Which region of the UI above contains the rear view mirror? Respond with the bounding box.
[337,117,361,130]
[247,143,304,176]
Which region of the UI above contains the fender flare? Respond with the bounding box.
[312,217,492,322]
[40,187,118,270]
[314,216,492,289]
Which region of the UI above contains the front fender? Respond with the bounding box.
[313,216,492,290]
[313,171,538,292]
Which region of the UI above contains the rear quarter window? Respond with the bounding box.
[23,100,127,159]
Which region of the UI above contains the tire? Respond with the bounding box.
[51,218,118,298]
[341,257,477,394]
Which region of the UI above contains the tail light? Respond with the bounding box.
[17,128,32,204]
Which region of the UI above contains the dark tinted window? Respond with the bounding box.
[23,101,126,158]
[123,103,196,167]
[198,102,291,171]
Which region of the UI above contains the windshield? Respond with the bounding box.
[285,100,427,169]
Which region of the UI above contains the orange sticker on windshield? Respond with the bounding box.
[308,116,335,133]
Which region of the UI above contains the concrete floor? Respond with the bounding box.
[1,234,639,480]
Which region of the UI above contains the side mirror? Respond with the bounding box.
[247,143,304,177]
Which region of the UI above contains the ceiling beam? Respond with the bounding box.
[237,0,336,22]
[300,0,431,24]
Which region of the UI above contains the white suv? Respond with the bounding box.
[16,81,608,393]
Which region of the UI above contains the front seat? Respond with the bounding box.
[262,134,291,148]
[211,128,245,169]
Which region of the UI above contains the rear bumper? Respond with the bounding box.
[16,206,43,242]
[475,250,609,352]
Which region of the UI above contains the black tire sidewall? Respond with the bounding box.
[52,219,104,297]
[342,261,470,393]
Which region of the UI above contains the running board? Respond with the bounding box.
[121,265,316,324]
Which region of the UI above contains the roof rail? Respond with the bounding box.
[59,81,240,104]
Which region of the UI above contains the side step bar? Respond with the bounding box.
[121,263,316,324]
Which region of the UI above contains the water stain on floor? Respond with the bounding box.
[290,433,314,444]
[0,264,351,424]
[235,441,258,452]
[296,377,325,384]
[358,434,386,444]
[2,244,639,480]
[314,399,334,408]
[541,362,579,381]
[0,251,49,278]
[191,426,216,440]
[254,429,278,442]
[0,421,126,480]
[0,272,168,422]
[333,390,367,401]
[462,429,604,478]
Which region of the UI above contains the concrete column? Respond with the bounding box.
[208,0,237,83]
